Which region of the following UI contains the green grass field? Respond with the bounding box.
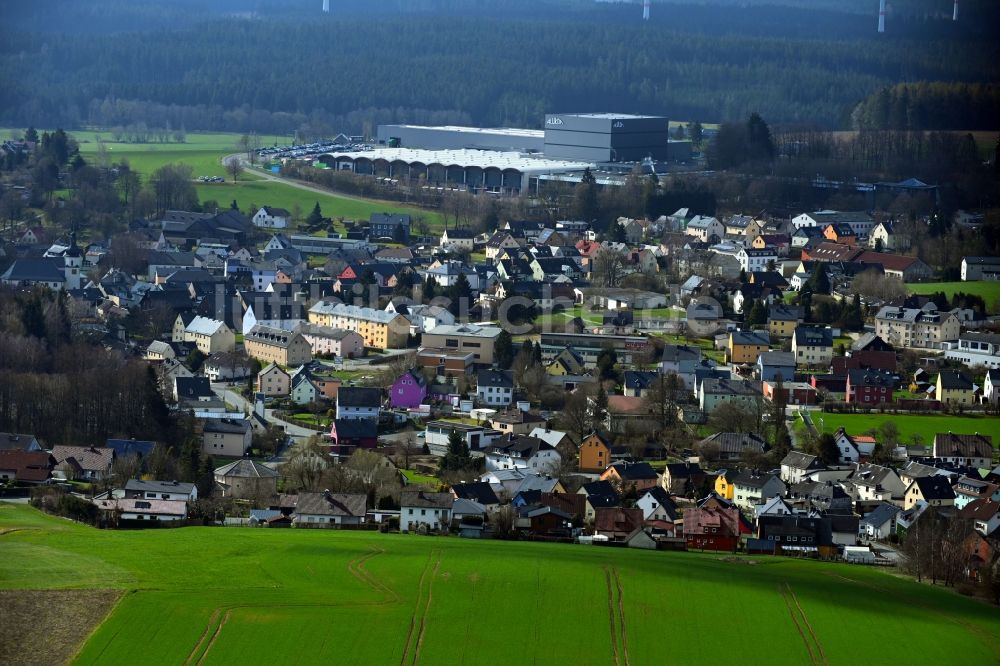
[815,412,1000,445]
[2,503,998,664]
[5,127,444,231]
[907,281,1000,313]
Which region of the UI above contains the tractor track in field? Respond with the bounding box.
[185,547,398,665]
[779,583,827,666]
[400,549,441,666]
[347,546,398,604]
[412,557,442,665]
[183,609,221,666]
[196,609,232,666]
[603,565,629,666]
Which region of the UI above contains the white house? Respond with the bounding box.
[732,471,786,513]
[737,247,777,273]
[484,437,560,474]
[635,487,677,522]
[984,369,999,405]
[859,502,900,541]
[961,256,1000,281]
[440,228,476,252]
[335,387,381,421]
[252,206,291,229]
[476,369,514,407]
[399,490,453,533]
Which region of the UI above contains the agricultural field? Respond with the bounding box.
[814,412,1000,445]
[3,503,998,665]
[907,281,1000,313]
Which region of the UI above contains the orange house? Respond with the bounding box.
[823,223,857,246]
[578,432,612,473]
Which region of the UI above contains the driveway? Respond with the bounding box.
[211,384,320,441]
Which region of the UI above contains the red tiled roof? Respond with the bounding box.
[0,450,54,482]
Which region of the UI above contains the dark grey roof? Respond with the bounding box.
[478,369,514,389]
[337,387,382,408]
[937,370,973,391]
[124,479,196,494]
[1,258,65,283]
[581,480,621,508]
[295,491,367,517]
[451,482,500,505]
[794,326,833,347]
[203,418,251,434]
[860,502,900,527]
[912,476,956,501]
[401,490,453,510]
[781,451,824,471]
[176,377,213,399]
[730,330,771,346]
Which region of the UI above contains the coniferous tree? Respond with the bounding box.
[494,330,514,370]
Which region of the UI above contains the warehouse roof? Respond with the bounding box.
[387,124,544,138]
[323,148,594,176]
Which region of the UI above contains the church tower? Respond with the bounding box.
[64,231,83,290]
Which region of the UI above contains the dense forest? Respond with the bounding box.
[853,82,1000,131]
[1,0,997,134]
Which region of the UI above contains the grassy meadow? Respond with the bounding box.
[814,412,1000,445]
[4,128,444,230]
[907,281,1000,313]
[2,503,999,664]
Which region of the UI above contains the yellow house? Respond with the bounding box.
[728,330,771,364]
[936,370,975,406]
[579,432,612,473]
[308,301,409,350]
[767,305,802,338]
[546,348,586,376]
[714,470,737,500]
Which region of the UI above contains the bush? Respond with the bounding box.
[30,486,100,526]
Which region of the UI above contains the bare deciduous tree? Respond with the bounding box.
[225,156,244,183]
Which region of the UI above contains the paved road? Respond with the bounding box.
[224,153,401,207]
[212,384,321,443]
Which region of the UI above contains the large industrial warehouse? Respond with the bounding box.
[317,148,594,194]
[543,112,672,162]
[375,125,544,153]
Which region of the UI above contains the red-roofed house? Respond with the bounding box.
[0,450,55,484]
[683,503,745,552]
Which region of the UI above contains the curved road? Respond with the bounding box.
[222,153,412,209]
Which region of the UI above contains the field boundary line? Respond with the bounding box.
[412,553,442,666]
[779,584,818,666]
[64,589,126,665]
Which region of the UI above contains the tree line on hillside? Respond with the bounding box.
[853,82,1000,131]
[2,12,997,133]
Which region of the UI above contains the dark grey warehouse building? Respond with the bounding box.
[543,113,672,162]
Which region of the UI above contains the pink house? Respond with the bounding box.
[390,369,428,409]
